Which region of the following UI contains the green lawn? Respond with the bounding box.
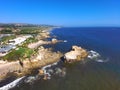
[3,47,35,61]
[1,35,16,44]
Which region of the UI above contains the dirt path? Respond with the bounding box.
[28,40,51,49]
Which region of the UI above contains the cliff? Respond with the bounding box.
[0,47,62,81]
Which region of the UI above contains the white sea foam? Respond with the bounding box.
[0,76,25,90]
[24,76,36,84]
[40,61,67,80]
[40,61,60,80]
[96,59,104,63]
[87,50,109,63]
[42,61,59,71]
[52,62,58,66]
[87,50,100,59]
[95,58,109,63]
[64,40,67,42]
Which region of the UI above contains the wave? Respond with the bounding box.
[63,40,67,42]
[24,75,40,84]
[87,50,109,63]
[87,50,101,59]
[24,61,66,84]
[0,76,25,90]
[0,50,108,88]
[95,58,109,63]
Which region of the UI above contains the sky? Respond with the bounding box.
[0,0,120,26]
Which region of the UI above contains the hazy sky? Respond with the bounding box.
[0,0,120,26]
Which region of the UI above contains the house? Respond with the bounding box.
[0,45,16,57]
[8,35,33,45]
[0,35,33,57]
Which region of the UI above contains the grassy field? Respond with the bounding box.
[1,35,16,44]
[0,26,51,61]
[3,47,35,61]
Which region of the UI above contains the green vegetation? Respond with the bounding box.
[3,47,35,61]
[22,37,38,47]
[0,23,52,35]
[18,27,50,34]
[19,29,40,34]
[0,24,16,28]
[1,36,38,61]
[0,23,55,28]
[0,23,53,61]
[25,37,38,43]
[1,35,16,43]
[0,29,13,34]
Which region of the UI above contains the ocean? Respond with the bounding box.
[1,27,120,90]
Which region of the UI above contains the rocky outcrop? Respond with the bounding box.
[28,38,62,49]
[52,38,58,44]
[28,40,51,49]
[64,46,88,63]
[0,47,63,81]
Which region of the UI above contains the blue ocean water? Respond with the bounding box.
[52,27,120,62]
[7,27,120,90]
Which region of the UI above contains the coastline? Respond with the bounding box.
[0,27,119,90]
[0,27,63,82]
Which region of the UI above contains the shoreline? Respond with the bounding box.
[0,27,63,82]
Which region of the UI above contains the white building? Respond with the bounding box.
[0,45,16,57]
[0,35,33,57]
[8,35,33,45]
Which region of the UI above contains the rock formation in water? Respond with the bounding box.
[64,46,88,63]
[52,38,58,44]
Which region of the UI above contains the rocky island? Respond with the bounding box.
[64,46,88,63]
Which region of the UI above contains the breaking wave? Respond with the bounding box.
[0,77,25,90]
[87,50,109,63]
[0,50,108,90]
[23,61,66,84]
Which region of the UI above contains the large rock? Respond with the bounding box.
[52,38,58,44]
[64,46,88,63]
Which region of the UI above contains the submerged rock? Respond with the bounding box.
[38,69,44,75]
[43,73,51,80]
[64,46,88,63]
